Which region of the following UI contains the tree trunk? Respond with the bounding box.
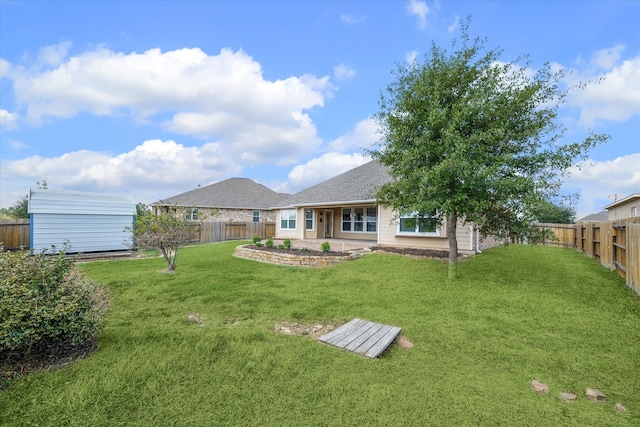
[447,212,458,280]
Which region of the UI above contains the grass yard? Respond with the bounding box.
[1,242,639,426]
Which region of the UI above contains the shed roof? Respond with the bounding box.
[279,160,392,207]
[28,189,136,215]
[154,177,289,209]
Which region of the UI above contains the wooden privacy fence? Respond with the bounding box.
[537,217,640,295]
[1,220,276,250]
[190,221,275,244]
[0,219,30,250]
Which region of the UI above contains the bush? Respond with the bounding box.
[300,247,310,253]
[321,241,331,252]
[283,238,292,249]
[265,238,274,248]
[252,236,262,245]
[0,246,108,358]
[277,244,285,250]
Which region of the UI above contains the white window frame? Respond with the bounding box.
[397,212,440,236]
[341,206,377,233]
[280,209,297,230]
[305,209,314,231]
[185,208,199,221]
[252,210,260,222]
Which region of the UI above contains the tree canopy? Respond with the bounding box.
[369,19,608,279]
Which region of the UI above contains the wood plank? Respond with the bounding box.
[363,326,402,358]
[318,318,402,358]
[343,323,384,351]
[319,318,366,345]
[332,321,377,347]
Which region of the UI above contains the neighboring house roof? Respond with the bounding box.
[577,211,608,222]
[279,160,392,208]
[603,193,640,210]
[154,178,289,209]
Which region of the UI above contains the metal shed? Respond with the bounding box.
[28,189,136,253]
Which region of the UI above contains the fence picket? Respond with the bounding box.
[536,217,640,295]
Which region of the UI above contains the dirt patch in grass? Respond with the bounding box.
[275,321,337,338]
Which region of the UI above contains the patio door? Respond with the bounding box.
[324,210,333,238]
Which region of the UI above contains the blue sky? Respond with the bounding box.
[1,0,638,218]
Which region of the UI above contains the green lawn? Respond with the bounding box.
[2,242,639,426]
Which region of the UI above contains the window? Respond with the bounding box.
[280,209,297,230]
[185,208,198,221]
[398,212,439,235]
[305,209,314,230]
[342,206,377,233]
[632,206,638,217]
[253,210,260,222]
[342,208,351,231]
[366,207,377,232]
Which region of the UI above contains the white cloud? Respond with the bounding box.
[564,153,640,218]
[37,41,72,67]
[405,50,418,65]
[4,47,330,165]
[0,109,19,130]
[278,152,371,193]
[0,139,242,205]
[565,49,640,127]
[340,14,365,24]
[333,63,356,80]
[328,118,380,152]
[407,0,429,30]
[447,16,460,34]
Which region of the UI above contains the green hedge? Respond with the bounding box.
[0,246,108,356]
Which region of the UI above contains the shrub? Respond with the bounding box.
[265,238,274,248]
[283,238,292,249]
[277,244,285,250]
[300,247,310,253]
[0,245,108,358]
[321,241,331,252]
[252,236,262,245]
[254,242,262,247]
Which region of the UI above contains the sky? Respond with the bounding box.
[1,0,638,219]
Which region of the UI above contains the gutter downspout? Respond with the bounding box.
[475,225,482,253]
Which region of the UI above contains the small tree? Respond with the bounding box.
[129,208,200,271]
[370,18,608,279]
[0,195,29,219]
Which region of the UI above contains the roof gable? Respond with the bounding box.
[154,177,288,209]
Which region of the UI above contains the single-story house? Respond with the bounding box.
[152,178,289,223]
[28,188,136,253]
[603,193,639,221]
[273,160,483,254]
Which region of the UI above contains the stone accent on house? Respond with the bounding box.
[207,208,276,223]
[234,245,361,267]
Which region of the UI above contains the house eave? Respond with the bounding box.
[603,193,640,210]
[272,199,380,209]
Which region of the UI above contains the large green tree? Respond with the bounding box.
[370,20,608,279]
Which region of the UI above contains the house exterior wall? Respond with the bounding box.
[212,208,276,222]
[377,206,475,253]
[607,198,639,221]
[155,206,276,222]
[276,207,305,240]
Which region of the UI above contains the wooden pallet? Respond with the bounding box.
[318,318,401,358]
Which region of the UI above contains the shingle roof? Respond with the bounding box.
[280,160,391,207]
[577,211,609,222]
[153,178,289,209]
